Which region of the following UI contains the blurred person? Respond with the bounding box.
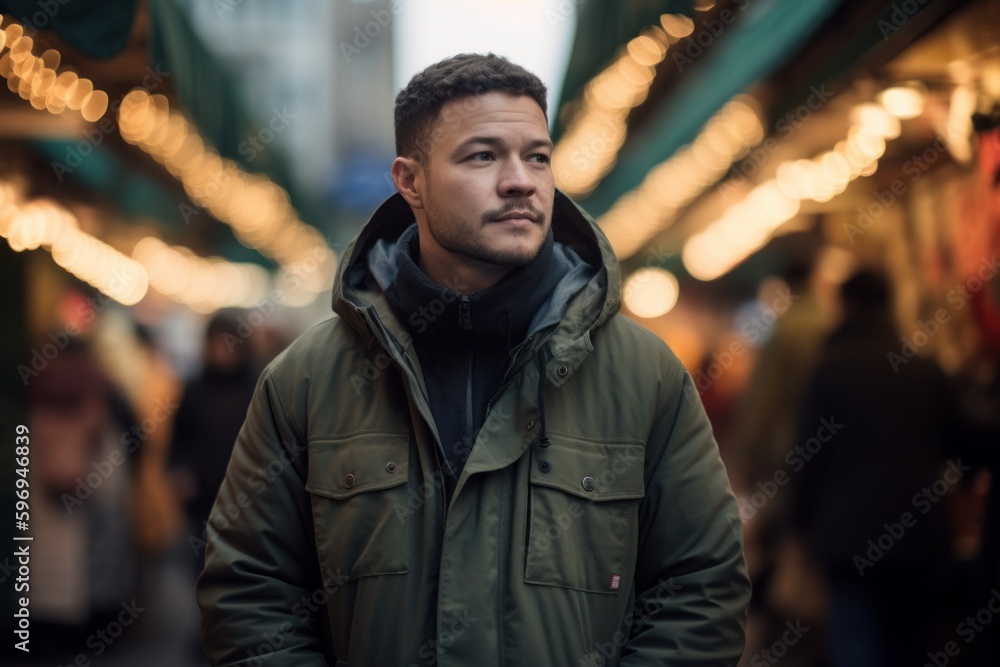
[728,264,829,654]
[949,342,1000,667]
[24,337,142,662]
[170,310,259,559]
[735,262,829,481]
[198,53,750,666]
[792,269,958,667]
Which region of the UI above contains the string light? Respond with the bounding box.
[553,19,679,197]
[682,102,901,280]
[117,88,335,294]
[598,95,765,259]
[0,185,148,305]
[0,16,106,120]
[0,14,336,302]
[131,237,271,313]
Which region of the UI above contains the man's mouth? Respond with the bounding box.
[492,211,539,224]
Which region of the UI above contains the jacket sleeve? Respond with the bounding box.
[620,365,750,666]
[196,367,329,667]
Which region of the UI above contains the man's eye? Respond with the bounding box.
[471,152,494,161]
[528,154,551,164]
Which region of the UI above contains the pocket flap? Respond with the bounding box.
[529,434,646,501]
[306,432,409,499]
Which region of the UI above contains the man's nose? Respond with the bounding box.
[497,158,536,197]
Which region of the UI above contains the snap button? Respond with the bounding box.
[538,460,551,473]
[556,365,569,377]
[527,419,536,431]
[385,462,397,473]
[582,476,595,491]
[344,473,356,488]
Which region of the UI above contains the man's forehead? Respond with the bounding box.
[438,92,547,129]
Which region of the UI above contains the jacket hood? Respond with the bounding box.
[331,190,622,357]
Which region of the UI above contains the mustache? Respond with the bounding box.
[481,201,545,223]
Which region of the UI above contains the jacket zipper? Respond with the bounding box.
[497,474,507,665]
[459,296,474,450]
[484,335,533,421]
[431,436,448,527]
[365,306,450,519]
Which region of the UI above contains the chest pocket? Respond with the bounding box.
[524,433,646,594]
[305,432,410,582]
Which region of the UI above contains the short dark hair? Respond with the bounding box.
[394,53,548,159]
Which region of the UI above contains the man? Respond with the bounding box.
[198,53,749,666]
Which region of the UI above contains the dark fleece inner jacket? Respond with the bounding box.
[382,223,565,490]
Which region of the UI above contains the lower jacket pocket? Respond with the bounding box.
[524,434,646,594]
[306,432,410,582]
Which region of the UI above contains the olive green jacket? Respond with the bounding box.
[197,192,750,666]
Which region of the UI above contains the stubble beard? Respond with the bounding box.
[424,198,550,268]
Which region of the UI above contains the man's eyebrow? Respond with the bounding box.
[455,136,554,151]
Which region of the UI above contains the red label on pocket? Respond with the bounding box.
[609,573,621,590]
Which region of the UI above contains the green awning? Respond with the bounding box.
[0,0,138,59]
[574,0,844,215]
[559,0,958,217]
[555,0,698,139]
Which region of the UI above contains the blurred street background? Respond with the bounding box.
[1,0,999,665]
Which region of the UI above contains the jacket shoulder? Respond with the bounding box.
[596,313,686,375]
[255,314,369,436]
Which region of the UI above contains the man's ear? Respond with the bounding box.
[392,156,424,210]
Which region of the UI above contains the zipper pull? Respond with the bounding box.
[458,296,472,330]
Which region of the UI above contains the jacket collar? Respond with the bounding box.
[332,190,621,370]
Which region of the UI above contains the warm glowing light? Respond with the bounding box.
[681,105,901,281]
[878,82,927,119]
[851,103,901,140]
[660,14,694,39]
[598,95,765,258]
[623,268,680,318]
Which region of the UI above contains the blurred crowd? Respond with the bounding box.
[18,304,291,667]
[720,267,1000,667]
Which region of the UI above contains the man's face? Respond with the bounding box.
[397,92,555,288]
